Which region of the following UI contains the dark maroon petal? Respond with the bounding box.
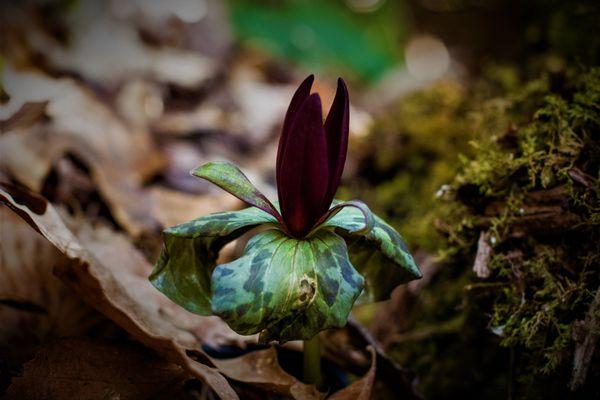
[323,78,350,207]
[277,93,329,238]
[276,74,314,181]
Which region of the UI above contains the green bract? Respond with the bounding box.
[150,161,421,343]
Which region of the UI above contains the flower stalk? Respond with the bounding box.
[303,334,323,388]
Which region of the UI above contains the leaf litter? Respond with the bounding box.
[0,1,412,397]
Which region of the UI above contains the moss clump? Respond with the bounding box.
[349,66,599,399]
[443,67,600,398]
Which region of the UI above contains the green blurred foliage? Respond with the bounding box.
[229,0,408,81]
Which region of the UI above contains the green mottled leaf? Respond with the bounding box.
[317,200,374,234]
[211,229,364,343]
[323,201,422,303]
[191,161,282,222]
[150,207,277,315]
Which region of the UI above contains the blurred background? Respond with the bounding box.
[1,0,599,399]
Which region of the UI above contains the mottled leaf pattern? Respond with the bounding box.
[323,202,422,303]
[151,194,419,341]
[211,229,364,342]
[191,161,283,222]
[150,207,277,315]
[317,199,374,235]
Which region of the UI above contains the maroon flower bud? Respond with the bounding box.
[276,75,350,238]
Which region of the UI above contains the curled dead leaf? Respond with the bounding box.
[329,346,376,400]
[209,347,324,400]
[323,318,420,399]
[0,182,239,399]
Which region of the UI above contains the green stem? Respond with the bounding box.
[303,334,323,388]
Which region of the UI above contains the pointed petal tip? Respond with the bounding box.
[336,77,349,101]
[306,91,322,107]
[296,92,324,119]
[298,74,315,93]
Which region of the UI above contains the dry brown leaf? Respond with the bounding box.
[210,347,323,400]
[62,213,242,349]
[0,182,239,399]
[329,347,376,400]
[116,79,165,130]
[1,66,164,237]
[0,208,101,365]
[5,338,190,400]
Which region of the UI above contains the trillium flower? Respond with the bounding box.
[150,75,421,343]
[276,75,349,238]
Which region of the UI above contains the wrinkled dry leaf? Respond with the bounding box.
[62,212,243,349]
[5,338,190,400]
[0,208,100,364]
[1,66,163,236]
[209,347,324,400]
[329,347,376,400]
[0,183,239,399]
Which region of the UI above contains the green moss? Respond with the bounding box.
[349,67,599,398]
[445,68,600,396]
